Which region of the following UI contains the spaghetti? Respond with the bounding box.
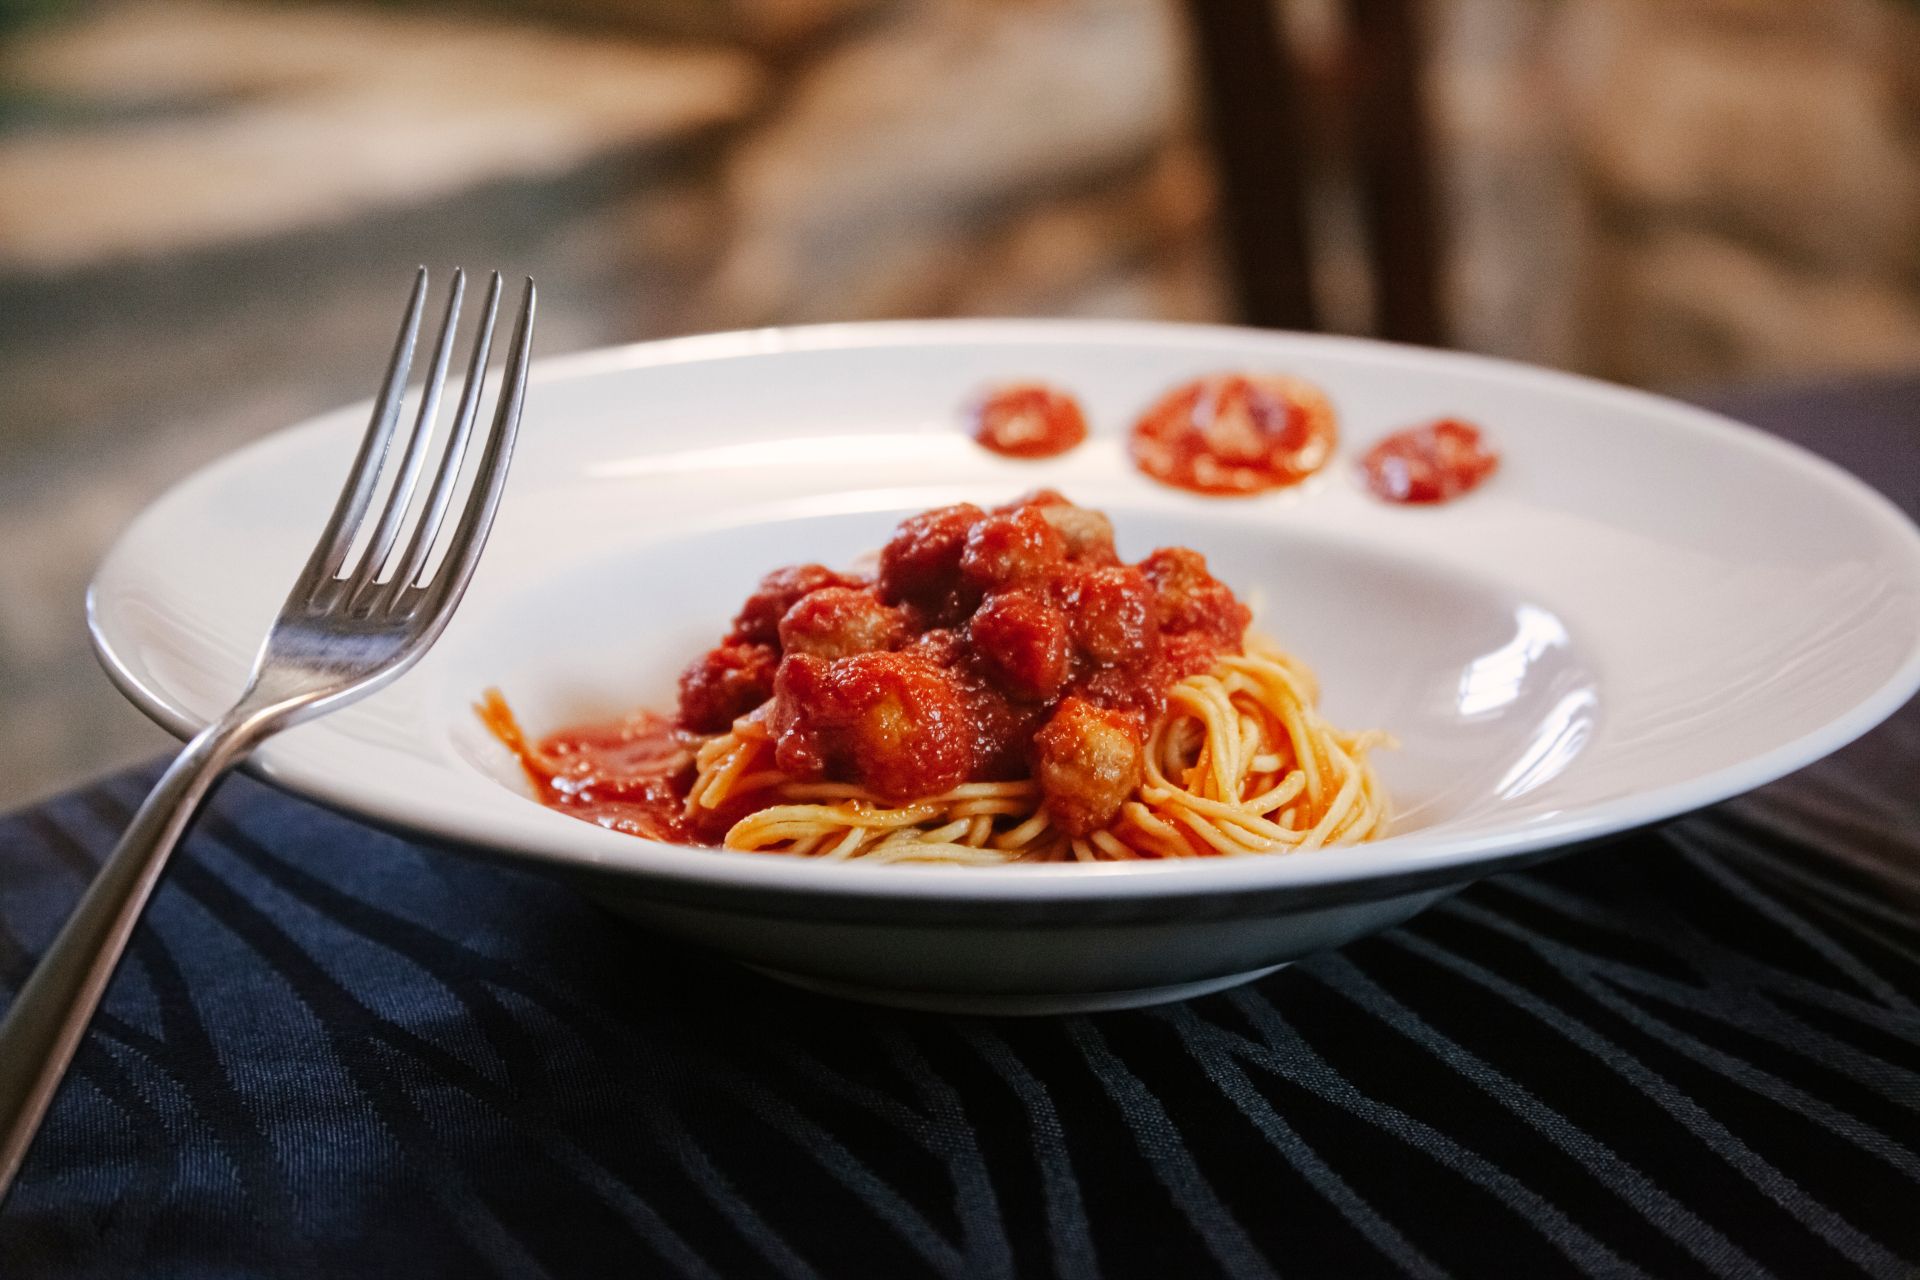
[685,637,1388,864]
[484,492,1391,864]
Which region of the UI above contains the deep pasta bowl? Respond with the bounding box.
[88,320,1920,1013]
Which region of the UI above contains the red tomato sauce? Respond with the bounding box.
[478,692,711,842]
[680,491,1251,834]
[1360,419,1499,504]
[488,493,1255,841]
[1130,373,1338,495]
[969,384,1088,459]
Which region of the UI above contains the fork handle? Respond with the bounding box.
[0,711,269,1201]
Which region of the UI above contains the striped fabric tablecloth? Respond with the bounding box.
[2,377,1916,1278]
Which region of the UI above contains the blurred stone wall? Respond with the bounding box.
[11,0,1917,398]
[467,0,1920,386]
[1556,0,1920,386]
[680,0,1221,326]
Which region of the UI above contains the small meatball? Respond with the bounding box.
[968,589,1070,702]
[1033,697,1145,836]
[732,564,859,647]
[1063,565,1158,666]
[1140,547,1250,650]
[676,641,778,732]
[959,505,1067,591]
[766,654,830,780]
[1001,490,1118,563]
[877,503,985,611]
[908,626,968,668]
[1138,546,1206,616]
[771,651,974,802]
[1039,503,1117,564]
[778,586,909,660]
[995,488,1070,512]
[965,680,1050,779]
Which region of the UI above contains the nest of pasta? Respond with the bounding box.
[484,492,1389,864]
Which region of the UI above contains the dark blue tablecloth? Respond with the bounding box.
[3,377,1918,1279]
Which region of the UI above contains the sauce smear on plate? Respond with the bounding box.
[479,692,703,841]
[1360,419,1499,504]
[970,384,1088,459]
[1130,373,1337,495]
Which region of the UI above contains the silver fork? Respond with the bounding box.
[0,267,536,1200]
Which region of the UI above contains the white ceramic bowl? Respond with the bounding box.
[89,321,1920,1013]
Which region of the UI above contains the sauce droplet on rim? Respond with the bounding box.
[1360,419,1499,504]
[970,384,1089,459]
[1130,373,1337,495]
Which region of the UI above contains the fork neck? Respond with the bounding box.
[186,696,303,779]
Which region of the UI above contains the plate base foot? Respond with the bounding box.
[742,964,1288,1015]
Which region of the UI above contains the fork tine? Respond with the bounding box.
[415,277,535,623]
[382,271,502,604]
[342,269,467,611]
[292,267,429,599]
